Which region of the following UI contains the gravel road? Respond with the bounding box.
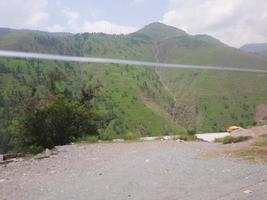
[1,141,267,200]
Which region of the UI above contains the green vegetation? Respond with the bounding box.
[76,136,99,144]
[0,23,267,153]
[158,68,267,132]
[176,134,197,141]
[4,82,102,153]
[215,136,251,144]
[0,58,181,153]
[123,132,141,141]
[18,95,100,153]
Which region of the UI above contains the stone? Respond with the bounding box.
[0,179,5,183]
[34,154,50,160]
[243,190,253,194]
[45,149,52,156]
[176,139,186,143]
[163,136,175,140]
[141,137,158,141]
[50,170,56,174]
[112,139,125,142]
[0,154,3,162]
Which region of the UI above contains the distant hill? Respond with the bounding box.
[0,27,72,37]
[1,22,267,153]
[130,22,187,42]
[240,43,267,56]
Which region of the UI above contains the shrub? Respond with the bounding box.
[99,118,127,140]
[215,136,251,144]
[18,96,101,153]
[177,135,197,141]
[187,127,197,135]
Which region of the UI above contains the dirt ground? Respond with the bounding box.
[1,141,267,200]
[229,125,267,139]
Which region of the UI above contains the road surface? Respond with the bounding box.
[1,141,267,200]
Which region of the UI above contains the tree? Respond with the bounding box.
[18,94,101,153]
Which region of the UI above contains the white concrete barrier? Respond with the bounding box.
[196,132,230,142]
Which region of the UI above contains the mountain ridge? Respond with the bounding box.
[0,22,267,69]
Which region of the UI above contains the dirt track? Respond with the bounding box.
[1,141,267,200]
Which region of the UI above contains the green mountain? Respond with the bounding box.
[131,22,188,42]
[1,23,267,153]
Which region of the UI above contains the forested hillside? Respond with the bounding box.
[1,22,267,153]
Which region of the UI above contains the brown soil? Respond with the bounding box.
[255,104,267,121]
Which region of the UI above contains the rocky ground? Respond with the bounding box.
[1,140,267,200]
[230,125,267,138]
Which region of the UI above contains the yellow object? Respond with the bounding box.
[227,126,241,133]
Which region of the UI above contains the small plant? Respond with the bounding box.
[178,135,189,141]
[76,136,99,144]
[253,134,267,147]
[156,136,164,140]
[174,135,197,141]
[215,136,251,144]
[123,132,140,141]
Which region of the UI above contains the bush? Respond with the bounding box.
[215,136,251,144]
[99,118,127,140]
[187,127,197,135]
[18,96,100,153]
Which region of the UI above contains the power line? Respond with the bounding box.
[0,50,267,73]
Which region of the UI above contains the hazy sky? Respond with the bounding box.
[0,0,266,47]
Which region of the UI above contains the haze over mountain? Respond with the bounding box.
[1,22,267,153]
[240,43,267,57]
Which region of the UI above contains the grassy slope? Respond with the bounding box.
[133,24,267,132]
[157,35,267,69]
[157,67,267,132]
[85,63,183,137]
